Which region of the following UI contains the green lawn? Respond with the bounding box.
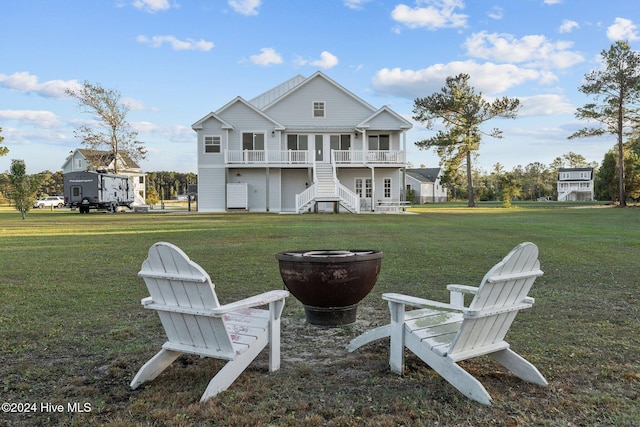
[0,205,638,426]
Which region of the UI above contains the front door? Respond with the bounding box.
[315,135,324,162]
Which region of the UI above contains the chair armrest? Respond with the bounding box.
[382,293,462,312]
[141,296,154,306]
[446,284,478,307]
[210,290,289,315]
[446,284,478,294]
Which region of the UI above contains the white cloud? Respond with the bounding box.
[228,0,261,16]
[391,0,468,30]
[121,97,157,112]
[372,61,545,98]
[517,94,575,117]
[343,0,371,10]
[487,6,503,20]
[607,17,639,41]
[311,51,339,69]
[132,122,193,143]
[132,0,173,13]
[250,48,283,66]
[464,31,584,69]
[0,71,79,99]
[543,0,562,4]
[136,35,214,51]
[295,51,339,69]
[559,19,579,33]
[0,110,62,128]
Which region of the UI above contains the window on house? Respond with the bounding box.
[330,134,351,151]
[368,135,390,150]
[204,136,221,153]
[138,176,144,184]
[384,178,391,198]
[287,134,309,150]
[355,178,372,198]
[242,133,265,150]
[74,159,82,169]
[313,102,325,117]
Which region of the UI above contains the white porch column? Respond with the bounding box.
[361,129,367,164]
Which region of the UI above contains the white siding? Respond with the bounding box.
[268,168,282,212]
[366,111,407,131]
[197,167,226,212]
[198,120,226,167]
[281,169,308,212]
[264,78,375,128]
[219,102,279,151]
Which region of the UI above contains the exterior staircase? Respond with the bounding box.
[295,163,360,213]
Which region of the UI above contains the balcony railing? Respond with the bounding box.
[225,149,404,165]
[225,150,308,164]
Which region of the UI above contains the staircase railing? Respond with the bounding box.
[337,183,360,213]
[295,184,317,213]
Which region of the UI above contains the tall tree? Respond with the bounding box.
[0,127,8,157]
[413,73,520,207]
[65,81,146,173]
[568,41,640,207]
[8,159,40,219]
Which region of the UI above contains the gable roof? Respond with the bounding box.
[191,111,235,131]
[406,168,442,183]
[358,106,412,130]
[62,149,140,171]
[258,71,377,113]
[249,75,306,110]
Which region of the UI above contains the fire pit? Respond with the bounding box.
[275,250,383,327]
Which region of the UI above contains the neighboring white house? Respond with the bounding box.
[406,168,447,203]
[557,167,594,201]
[61,149,146,205]
[192,72,413,213]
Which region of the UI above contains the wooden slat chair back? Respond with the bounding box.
[348,242,547,405]
[445,241,542,362]
[130,242,289,402]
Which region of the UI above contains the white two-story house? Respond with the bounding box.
[192,72,412,213]
[557,167,594,201]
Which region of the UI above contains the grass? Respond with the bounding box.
[0,204,638,426]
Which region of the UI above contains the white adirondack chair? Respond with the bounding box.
[130,242,289,402]
[348,242,547,405]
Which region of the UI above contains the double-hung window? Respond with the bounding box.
[204,136,221,153]
[313,101,325,117]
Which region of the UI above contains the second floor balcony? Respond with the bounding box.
[224,149,404,166]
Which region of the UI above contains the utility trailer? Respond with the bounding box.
[64,171,134,213]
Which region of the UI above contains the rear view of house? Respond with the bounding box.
[192,72,412,213]
[557,167,594,201]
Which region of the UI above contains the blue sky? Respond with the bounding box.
[1,0,639,174]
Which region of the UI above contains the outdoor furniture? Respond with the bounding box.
[130,242,289,402]
[348,242,548,405]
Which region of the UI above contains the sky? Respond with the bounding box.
[1,0,639,174]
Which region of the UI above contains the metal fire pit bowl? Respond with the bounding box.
[275,250,383,327]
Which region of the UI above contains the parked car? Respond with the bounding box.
[33,196,65,209]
